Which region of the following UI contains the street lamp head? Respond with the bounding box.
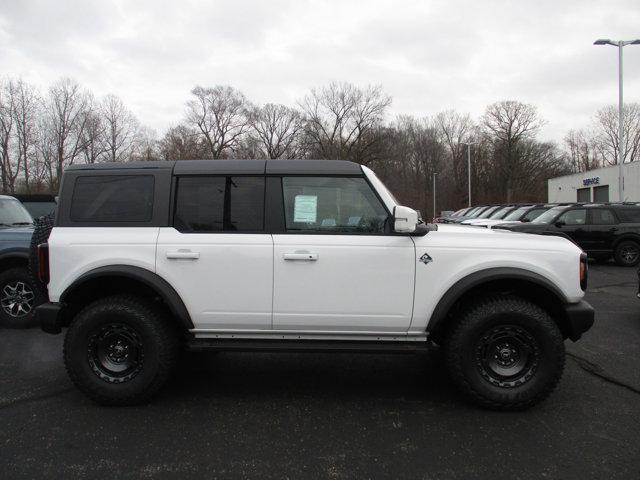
[594,39,615,46]
[630,39,640,45]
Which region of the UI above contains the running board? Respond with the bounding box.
[186,338,430,353]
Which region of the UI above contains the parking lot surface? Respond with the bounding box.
[1,264,639,479]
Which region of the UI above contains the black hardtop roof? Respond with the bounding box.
[65,159,363,176]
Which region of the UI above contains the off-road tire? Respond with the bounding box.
[0,267,43,328]
[444,295,565,411]
[64,295,180,406]
[29,212,55,297]
[614,240,640,267]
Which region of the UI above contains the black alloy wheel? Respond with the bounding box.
[88,323,145,384]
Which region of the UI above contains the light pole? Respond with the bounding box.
[462,142,477,207]
[594,38,640,202]
[433,172,437,219]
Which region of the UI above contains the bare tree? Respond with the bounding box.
[99,94,140,162]
[45,78,90,188]
[593,103,640,165]
[159,124,210,160]
[185,86,251,159]
[564,129,605,173]
[435,110,475,205]
[482,101,545,202]
[249,103,303,158]
[0,79,17,192]
[12,79,40,192]
[299,82,391,164]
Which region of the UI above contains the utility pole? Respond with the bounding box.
[594,38,640,201]
[462,142,477,207]
[433,172,437,219]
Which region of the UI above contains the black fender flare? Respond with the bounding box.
[426,267,569,335]
[60,265,194,329]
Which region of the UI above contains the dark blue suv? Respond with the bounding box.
[0,195,42,327]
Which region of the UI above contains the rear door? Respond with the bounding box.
[271,176,415,333]
[587,208,618,253]
[156,175,273,331]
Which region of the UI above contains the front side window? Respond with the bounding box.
[282,177,388,233]
[71,175,154,222]
[174,176,264,232]
[558,209,586,225]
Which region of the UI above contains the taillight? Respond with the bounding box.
[579,252,588,291]
[38,243,49,284]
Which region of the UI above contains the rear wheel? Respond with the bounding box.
[614,241,640,267]
[64,295,179,406]
[444,296,565,410]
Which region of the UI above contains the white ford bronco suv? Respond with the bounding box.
[34,160,594,409]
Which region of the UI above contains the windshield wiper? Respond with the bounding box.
[12,222,33,226]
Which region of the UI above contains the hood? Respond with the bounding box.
[418,223,578,253]
[0,226,34,241]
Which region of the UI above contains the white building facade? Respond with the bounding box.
[548,162,640,203]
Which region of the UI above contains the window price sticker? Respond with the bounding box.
[293,195,317,223]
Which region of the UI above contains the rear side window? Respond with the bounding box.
[71,175,154,222]
[174,176,265,232]
[590,209,617,225]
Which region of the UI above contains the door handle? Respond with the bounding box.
[610,227,618,232]
[283,252,318,261]
[166,250,200,260]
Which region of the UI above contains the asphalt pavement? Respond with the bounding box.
[0,264,639,479]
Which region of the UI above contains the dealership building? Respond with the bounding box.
[548,161,640,203]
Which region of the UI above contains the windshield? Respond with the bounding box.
[477,206,500,219]
[532,206,565,224]
[503,206,528,221]
[489,207,512,219]
[466,207,485,218]
[0,198,33,225]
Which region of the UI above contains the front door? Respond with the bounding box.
[156,175,273,330]
[272,176,416,333]
[553,208,589,249]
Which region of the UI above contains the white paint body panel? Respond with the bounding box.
[409,224,585,333]
[47,227,159,302]
[156,228,273,329]
[272,234,415,332]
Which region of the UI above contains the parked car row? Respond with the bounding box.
[436,202,640,267]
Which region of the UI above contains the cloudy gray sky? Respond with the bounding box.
[1,0,639,142]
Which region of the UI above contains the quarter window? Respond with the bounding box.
[282,177,388,233]
[70,175,154,222]
[174,176,264,232]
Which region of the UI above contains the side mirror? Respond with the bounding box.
[521,218,530,223]
[393,205,419,233]
[555,220,565,228]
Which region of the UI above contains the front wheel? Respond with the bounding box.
[614,241,640,267]
[444,296,565,410]
[0,267,43,328]
[64,295,179,406]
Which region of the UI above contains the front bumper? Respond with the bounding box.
[563,300,595,341]
[35,302,63,334]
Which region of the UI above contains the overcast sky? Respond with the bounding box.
[1,0,639,143]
